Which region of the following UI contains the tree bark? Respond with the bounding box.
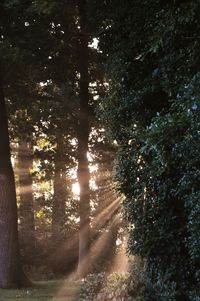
[77,0,91,278]
[0,63,29,288]
[18,138,35,263]
[52,140,67,242]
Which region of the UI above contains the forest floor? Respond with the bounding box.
[0,280,80,301]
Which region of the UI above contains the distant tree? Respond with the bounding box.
[18,134,35,264]
[76,0,91,278]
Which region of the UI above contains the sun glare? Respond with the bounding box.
[72,182,80,195]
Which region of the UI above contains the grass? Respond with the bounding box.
[0,280,80,301]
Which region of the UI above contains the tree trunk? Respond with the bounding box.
[77,0,91,278]
[18,138,35,264]
[52,141,67,241]
[0,64,29,288]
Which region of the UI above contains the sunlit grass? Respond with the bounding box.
[0,280,80,301]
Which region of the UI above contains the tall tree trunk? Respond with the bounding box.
[77,0,91,278]
[51,139,67,273]
[18,138,35,264]
[52,141,67,241]
[0,64,29,288]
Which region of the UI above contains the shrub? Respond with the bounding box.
[96,272,130,301]
[78,273,106,301]
[79,258,145,301]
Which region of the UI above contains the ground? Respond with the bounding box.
[0,280,80,301]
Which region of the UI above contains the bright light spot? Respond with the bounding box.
[116,238,122,246]
[87,151,92,161]
[90,178,97,190]
[39,82,47,87]
[192,103,198,110]
[11,156,15,167]
[71,138,77,146]
[39,79,52,87]
[90,164,98,173]
[134,53,143,60]
[89,38,99,49]
[72,182,80,196]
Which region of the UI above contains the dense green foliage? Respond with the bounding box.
[93,0,200,300]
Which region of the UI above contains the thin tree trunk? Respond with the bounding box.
[51,139,68,273]
[18,138,35,263]
[0,63,29,288]
[52,142,67,241]
[77,0,91,278]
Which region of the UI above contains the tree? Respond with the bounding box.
[94,0,200,300]
[77,0,91,277]
[52,138,67,242]
[18,135,35,264]
[0,63,28,288]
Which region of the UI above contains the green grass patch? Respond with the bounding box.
[0,280,80,301]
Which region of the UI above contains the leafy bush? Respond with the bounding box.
[96,272,130,301]
[79,273,106,301]
[79,258,145,301]
[127,257,145,301]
